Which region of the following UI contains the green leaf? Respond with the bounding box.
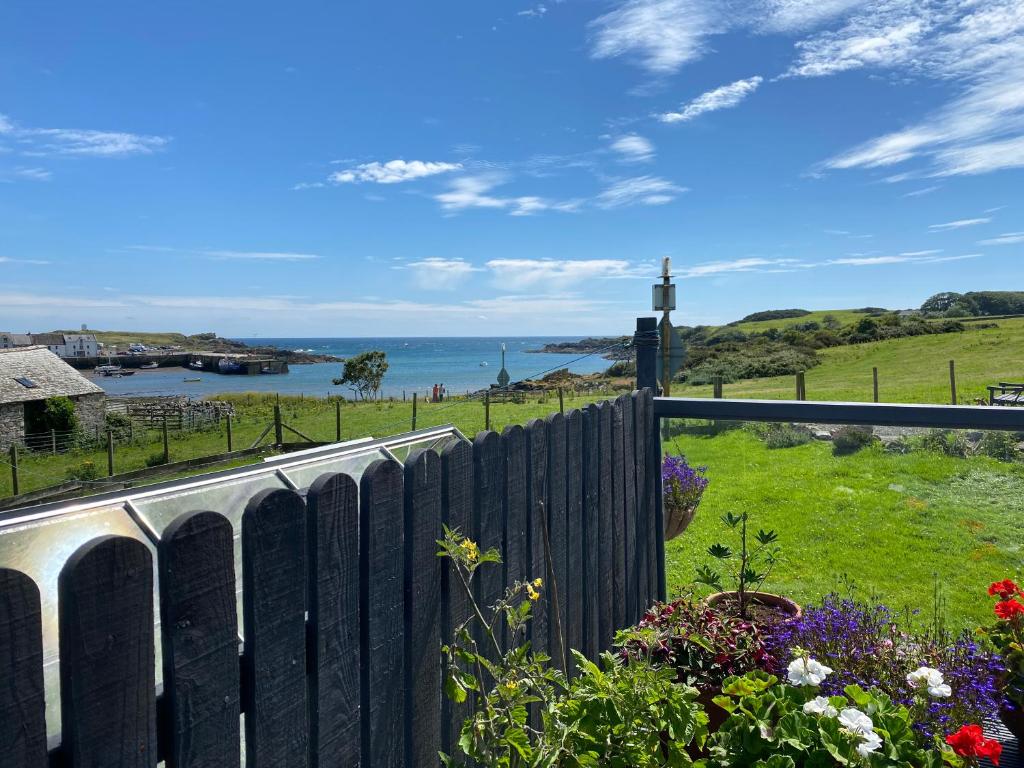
[708,543,733,559]
[444,674,467,704]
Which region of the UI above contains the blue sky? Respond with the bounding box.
[1,1,1021,337]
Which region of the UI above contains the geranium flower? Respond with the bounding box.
[787,657,833,686]
[839,708,875,736]
[994,599,1024,620]
[946,724,1002,766]
[857,731,883,758]
[803,696,838,717]
[988,580,1021,600]
[907,666,952,698]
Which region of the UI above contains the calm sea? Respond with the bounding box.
[92,337,613,399]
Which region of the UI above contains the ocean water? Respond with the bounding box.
[92,337,616,399]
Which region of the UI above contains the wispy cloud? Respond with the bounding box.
[485,258,647,289]
[928,217,991,231]
[609,134,655,162]
[829,253,981,266]
[0,256,51,265]
[401,257,482,290]
[517,4,548,18]
[899,249,942,256]
[434,174,582,216]
[205,250,321,261]
[0,112,168,158]
[13,167,51,181]
[979,232,1024,245]
[657,76,763,123]
[679,257,813,277]
[330,159,462,184]
[596,175,687,208]
[902,185,941,197]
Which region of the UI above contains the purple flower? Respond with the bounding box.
[662,454,708,513]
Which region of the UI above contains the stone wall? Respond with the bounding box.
[0,402,25,451]
[74,392,106,435]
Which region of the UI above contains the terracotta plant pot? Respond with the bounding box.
[705,591,802,622]
[664,502,699,541]
[1000,701,1024,741]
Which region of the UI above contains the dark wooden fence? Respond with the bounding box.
[0,390,660,768]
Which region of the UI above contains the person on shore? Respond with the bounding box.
[439,383,445,402]
[432,383,439,403]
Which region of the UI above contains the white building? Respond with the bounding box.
[24,333,100,358]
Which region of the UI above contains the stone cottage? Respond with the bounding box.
[0,346,105,450]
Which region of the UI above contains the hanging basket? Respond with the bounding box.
[664,502,699,541]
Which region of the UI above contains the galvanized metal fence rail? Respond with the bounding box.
[0,390,660,768]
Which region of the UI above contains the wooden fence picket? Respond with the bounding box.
[473,431,505,650]
[620,393,638,627]
[404,450,443,768]
[544,412,568,670]
[440,440,475,757]
[305,473,361,768]
[0,568,46,768]
[242,489,309,768]
[502,424,529,647]
[610,398,627,634]
[159,511,240,768]
[59,535,157,768]
[632,391,650,618]
[564,409,584,673]
[596,402,615,650]
[525,419,549,659]
[581,405,601,661]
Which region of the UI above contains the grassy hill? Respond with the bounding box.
[724,308,880,335]
[683,316,1024,403]
[58,330,193,347]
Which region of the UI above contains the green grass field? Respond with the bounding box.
[724,308,875,335]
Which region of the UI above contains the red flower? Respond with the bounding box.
[946,725,1002,766]
[988,580,1021,600]
[994,599,1024,620]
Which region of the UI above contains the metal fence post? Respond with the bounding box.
[226,413,234,452]
[484,390,491,431]
[558,387,564,414]
[107,429,115,476]
[634,317,658,392]
[412,392,418,430]
[335,400,342,442]
[949,360,957,404]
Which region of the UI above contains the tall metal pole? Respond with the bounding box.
[660,256,673,396]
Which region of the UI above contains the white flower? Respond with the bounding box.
[857,730,884,757]
[803,696,838,717]
[906,666,952,698]
[787,657,834,686]
[838,708,874,736]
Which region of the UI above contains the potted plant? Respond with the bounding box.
[980,578,1024,739]
[694,511,799,626]
[662,454,709,540]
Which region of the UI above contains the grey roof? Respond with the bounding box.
[30,333,64,346]
[0,346,104,404]
[62,334,97,344]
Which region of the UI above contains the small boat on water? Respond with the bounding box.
[140,362,158,369]
[189,359,204,370]
[218,358,244,374]
[119,370,136,376]
[479,361,489,367]
[95,364,122,376]
[184,377,201,383]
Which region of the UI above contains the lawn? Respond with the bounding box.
[685,317,1024,403]
[664,425,1024,629]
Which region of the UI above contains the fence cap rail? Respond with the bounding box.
[653,396,1024,431]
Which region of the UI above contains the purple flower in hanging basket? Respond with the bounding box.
[662,454,708,540]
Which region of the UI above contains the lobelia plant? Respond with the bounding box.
[694,511,781,620]
[766,594,1002,744]
[662,454,709,540]
[437,526,708,767]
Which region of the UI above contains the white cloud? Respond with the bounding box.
[589,0,724,74]
[13,167,51,181]
[610,134,655,162]
[829,252,981,265]
[979,232,1024,245]
[596,175,687,208]
[402,257,482,290]
[330,159,462,184]
[758,0,870,33]
[0,257,50,265]
[657,76,764,123]
[899,249,942,256]
[518,4,548,17]
[679,257,812,277]
[0,112,168,158]
[434,175,581,216]
[902,185,941,197]
[485,258,646,289]
[928,217,991,231]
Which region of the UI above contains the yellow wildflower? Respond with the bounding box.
[533,577,543,588]
[503,679,520,693]
[459,539,479,562]
[526,584,540,601]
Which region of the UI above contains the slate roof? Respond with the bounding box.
[0,346,104,405]
[29,333,65,347]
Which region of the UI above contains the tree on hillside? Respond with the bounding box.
[333,350,389,400]
[921,292,964,314]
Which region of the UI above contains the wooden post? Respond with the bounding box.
[50,429,57,455]
[949,359,957,404]
[226,413,234,452]
[872,367,879,403]
[335,399,342,442]
[558,387,564,414]
[162,415,170,464]
[273,404,283,446]
[128,420,134,442]
[484,390,491,431]
[713,375,723,399]
[106,429,114,477]
[796,371,806,401]
[9,445,18,496]
[412,392,418,430]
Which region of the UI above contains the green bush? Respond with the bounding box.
[66,460,101,481]
[145,451,168,468]
[920,429,969,458]
[978,431,1019,461]
[105,411,133,441]
[763,423,813,449]
[832,426,875,456]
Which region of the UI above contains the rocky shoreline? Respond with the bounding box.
[525,336,632,360]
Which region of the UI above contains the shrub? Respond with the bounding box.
[737,309,811,323]
[105,411,133,441]
[764,595,1002,742]
[978,431,1018,461]
[763,423,812,449]
[920,429,970,458]
[832,426,875,456]
[66,460,101,481]
[604,359,636,377]
[145,451,168,467]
